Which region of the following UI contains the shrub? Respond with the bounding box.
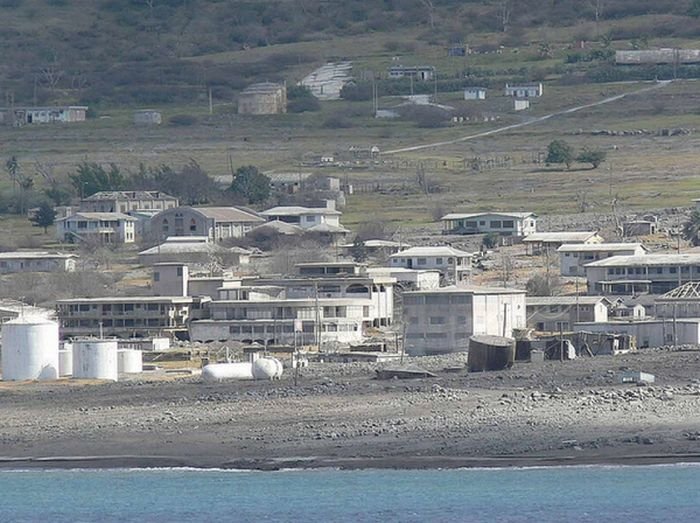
[168,114,198,126]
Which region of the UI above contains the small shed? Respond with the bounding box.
[134,109,162,125]
[514,99,530,111]
[464,87,487,101]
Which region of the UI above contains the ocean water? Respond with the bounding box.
[0,464,699,522]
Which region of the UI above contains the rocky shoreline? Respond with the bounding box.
[1,350,699,471]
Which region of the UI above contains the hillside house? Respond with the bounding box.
[585,253,700,295]
[151,206,264,242]
[80,191,178,214]
[558,243,648,276]
[523,231,603,255]
[504,83,543,97]
[389,246,473,281]
[464,87,487,100]
[260,201,347,236]
[56,212,136,244]
[238,82,287,115]
[133,110,162,125]
[138,236,251,266]
[0,251,77,274]
[403,286,526,356]
[441,212,537,237]
[388,65,435,81]
[526,296,612,332]
[514,99,530,111]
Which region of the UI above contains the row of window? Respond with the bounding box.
[227,323,359,334]
[62,318,173,328]
[605,266,699,276]
[405,332,470,340]
[404,295,472,305]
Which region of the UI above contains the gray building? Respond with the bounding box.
[151,206,264,242]
[80,191,178,213]
[238,82,287,115]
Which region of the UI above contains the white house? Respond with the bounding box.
[574,318,700,349]
[514,99,530,111]
[464,87,487,100]
[585,253,700,295]
[0,251,77,274]
[403,286,526,356]
[56,212,136,244]
[523,231,603,254]
[389,246,473,280]
[260,200,345,231]
[504,83,543,97]
[441,212,537,237]
[526,296,612,332]
[558,243,648,276]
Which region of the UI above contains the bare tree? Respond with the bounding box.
[40,63,64,93]
[500,253,514,287]
[419,0,436,29]
[587,0,604,36]
[499,0,512,33]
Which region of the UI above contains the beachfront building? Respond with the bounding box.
[585,253,700,295]
[526,296,612,332]
[56,212,136,244]
[0,251,77,274]
[55,296,206,339]
[151,206,264,242]
[558,243,647,276]
[523,231,603,255]
[402,286,526,356]
[441,212,537,237]
[389,246,473,281]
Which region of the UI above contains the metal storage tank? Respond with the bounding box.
[252,357,283,380]
[1,318,59,381]
[117,349,143,374]
[58,349,73,377]
[72,339,118,381]
[467,335,515,372]
[202,362,254,382]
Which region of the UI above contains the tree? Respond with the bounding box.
[576,148,607,169]
[229,165,270,204]
[683,211,700,246]
[29,202,57,233]
[690,0,700,18]
[287,85,320,113]
[546,140,575,169]
[526,272,560,296]
[5,155,21,199]
[69,161,126,197]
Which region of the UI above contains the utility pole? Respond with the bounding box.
[208,87,213,115]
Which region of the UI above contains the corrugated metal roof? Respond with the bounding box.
[441,211,536,220]
[261,206,342,216]
[523,231,599,243]
[390,246,473,258]
[0,251,76,259]
[58,212,136,221]
[557,243,645,252]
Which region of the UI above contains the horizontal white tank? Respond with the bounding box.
[202,362,253,382]
[73,339,118,381]
[58,349,73,377]
[1,318,59,381]
[117,349,143,373]
[252,357,284,380]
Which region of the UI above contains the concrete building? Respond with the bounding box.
[441,212,537,237]
[585,253,700,295]
[56,212,136,244]
[514,99,530,111]
[574,318,700,349]
[56,296,202,339]
[366,267,441,290]
[558,243,647,276]
[622,219,658,237]
[138,236,251,267]
[0,251,77,274]
[388,65,435,81]
[403,286,526,355]
[464,87,487,100]
[389,246,473,281]
[0,106,87,125]
[238,82,287,115]
[133,109,162,125]
[655,282,700,319]
[526,296,612,332]
[0,300,53,324]
[504,83,543,97]
[151,206,264,242]
[260,201,344,230]
[523,231,603,254]
[339,239,407,256]
[80,191,178,214]
[615,49,700,65]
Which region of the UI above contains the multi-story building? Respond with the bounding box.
[260,201,345,230]
[441,212,537,237]
[56,212,136,244]
[55,296,205,339]
[389,246,473,281]
[80,191,178,214]
[558,243,647,276]
[585,253,700,295]
[150,206,264,242]
[0,251,77,274]
[526,296,612,332]
[403,286,526,355]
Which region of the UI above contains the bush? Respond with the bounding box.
[323,113,353,129]
[168,114,198,126]
[287,85,320,113]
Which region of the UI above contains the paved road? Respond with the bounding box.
[382,81,672,155]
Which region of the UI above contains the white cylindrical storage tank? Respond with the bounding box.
[72,339,118,381]
[117,349,143,374]
[202,362,253,382]
[1,319,59,381]
[58,349,73,377]
[252,357,283,380]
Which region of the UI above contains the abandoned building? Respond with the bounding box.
[133,109,162,125]
[237,82,287,115]
[558,243,647,276]
[522,231,604,254]
[389,246,473,281]
[504,83,543,97]
[441,211,537,237]
[0,251,77,274]
[0,106,88,125]
[80,191,178,214]
[464,87,487,100]
[388,65,435,81]
[151,206,264,242]
[526,296,613,332]
[56,212,136,244]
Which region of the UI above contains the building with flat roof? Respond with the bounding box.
[0,106,87,125]
[388,65,435,81]
[441,212,537,237]
[389,246,473,281]
[403,286,526,355]
[151,206,264,242]
[558,243,647,276]
[585,253,700,295]
[80,191,178,214]
[464,87,487,100]
[0,251,77,274]
[526,296,612,332]
[504,83,543,97]
[260,201,345,230]
[238,82,287,115]
[56,212,136,244]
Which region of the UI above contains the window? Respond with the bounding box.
[417,258,426,265]
[670,267,677,274]
[490,220,502,228]
[465,221,477,228]
[479,220,486,226]
[435,258,443,265]
[305,216,315,222]
[176,267,183,277]
[429,316,445,325]
[190,219,197,232]
[153,272,160,282]
[503,220,514,229]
